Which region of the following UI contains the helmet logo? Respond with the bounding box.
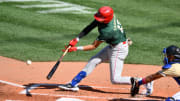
[176,48,180,53]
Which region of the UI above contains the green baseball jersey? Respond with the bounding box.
[97,16,126,45]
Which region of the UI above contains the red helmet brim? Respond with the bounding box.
[94,13,105,22]
[94,13,113,23]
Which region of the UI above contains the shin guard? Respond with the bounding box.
[71,71,86,87]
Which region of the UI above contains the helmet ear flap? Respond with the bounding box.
[163,48,169,64]
[163,57,169,64]
[163,48,166,54]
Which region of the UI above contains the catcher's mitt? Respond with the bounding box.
[130,77,140,97]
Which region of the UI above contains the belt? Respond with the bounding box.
[111,41,126,47]
[122,41,126,44]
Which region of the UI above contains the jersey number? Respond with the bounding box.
[117,19,124,33]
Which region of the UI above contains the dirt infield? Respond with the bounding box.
[0,56,179,101]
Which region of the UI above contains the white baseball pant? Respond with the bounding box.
[82,40,131,84]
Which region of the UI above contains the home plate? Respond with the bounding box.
[56,98,84,101]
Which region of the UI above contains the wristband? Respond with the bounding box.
[77,46,84,50]
[76,37,80,42]
[138,78,146,85]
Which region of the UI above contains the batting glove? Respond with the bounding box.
[69,37,79,46]
[62,46,77,52]
[130,77,140,97]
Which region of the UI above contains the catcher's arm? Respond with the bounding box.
[131,72,163,96]
[142,72,163,83]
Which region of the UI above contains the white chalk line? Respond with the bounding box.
[0,80,129,90]
[0,80,25,88]
[19,92,151,101]
[0,80,25,101]
[0,0,95,14]
[80,85,129,90]
[0,80,151,100]
[16,4,72,8]
[56,98,84,101]
[26,92,115,100]
[0,0,54,2]
[37,8,94,14]
[19,83,129,95]
[0,80,128,92]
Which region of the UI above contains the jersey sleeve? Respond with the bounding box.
[78,20,98,38]
[158,69,168,77]
[158,64,172,77]
[158,64,180,77]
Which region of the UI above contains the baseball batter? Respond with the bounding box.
[131,45,180,101]
[59,6,151,95]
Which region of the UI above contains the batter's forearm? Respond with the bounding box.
[77,45,97,51]
[77,40,103,51]
[82,45,97,51]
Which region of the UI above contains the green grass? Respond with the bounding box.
[0,0,180,65]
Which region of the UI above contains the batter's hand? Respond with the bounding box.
[69,38,79,46]
[63,46,77,52]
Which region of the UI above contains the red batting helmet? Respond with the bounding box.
[94,6,114,23]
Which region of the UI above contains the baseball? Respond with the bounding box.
[26,60,32,65]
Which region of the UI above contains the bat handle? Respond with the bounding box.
[63,45,71,55]
[60,45,71,61]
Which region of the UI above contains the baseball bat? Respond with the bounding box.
[46,45,71,80]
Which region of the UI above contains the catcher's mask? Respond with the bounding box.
[163,45,180,64]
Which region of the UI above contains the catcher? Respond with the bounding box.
[59,6,151,95]
[131,45,180,101]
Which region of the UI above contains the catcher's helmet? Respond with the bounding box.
[165,45,180,58]
[163,45,180,64]
[94,6,114,23]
